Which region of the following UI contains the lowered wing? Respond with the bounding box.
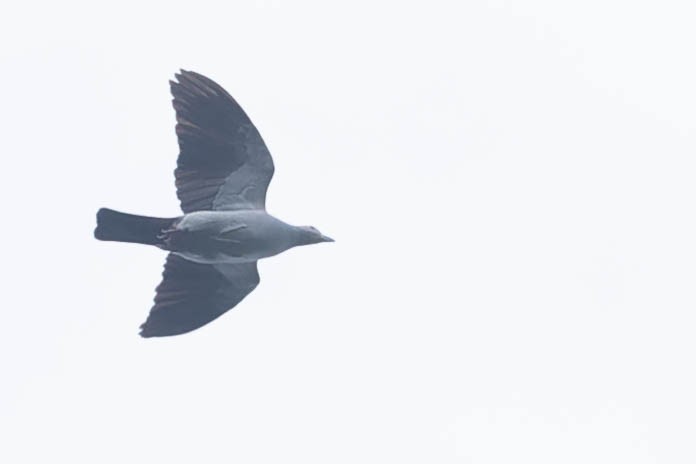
[140,253,259,337]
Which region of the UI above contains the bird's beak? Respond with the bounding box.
[320,234,335,242]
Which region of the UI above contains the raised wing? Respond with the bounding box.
[140,254,259,337]
[170,70,274,212]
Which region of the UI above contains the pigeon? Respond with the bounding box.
[95,70,333,338]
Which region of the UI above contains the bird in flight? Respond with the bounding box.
[95,70,333,338]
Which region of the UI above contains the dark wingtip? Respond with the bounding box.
[94,208,107,240]
[139,322,193,339]
[176,69,194,80]
[139,322,155,338]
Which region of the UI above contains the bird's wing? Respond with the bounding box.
[139,253,259,337]
[170,70,275,212]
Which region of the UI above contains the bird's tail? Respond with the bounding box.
[94,208,179,246]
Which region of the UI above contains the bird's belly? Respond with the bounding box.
[171,236,286,265]
[172,250,256,265]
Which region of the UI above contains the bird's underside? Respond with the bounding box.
[155,210,298,265]
[139,70,275,337]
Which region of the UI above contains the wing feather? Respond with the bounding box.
[140,254,259,337]
[170,70,274,212]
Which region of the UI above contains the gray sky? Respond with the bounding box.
[2,1,696,462]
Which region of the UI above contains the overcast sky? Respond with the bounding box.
[2,1,696,462]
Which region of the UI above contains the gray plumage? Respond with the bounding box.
[95,70,333,338]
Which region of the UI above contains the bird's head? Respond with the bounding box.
[295,225,334,245]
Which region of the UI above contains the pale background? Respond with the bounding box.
[1,1,696,462]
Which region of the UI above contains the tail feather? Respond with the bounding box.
[95,208,178,245]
